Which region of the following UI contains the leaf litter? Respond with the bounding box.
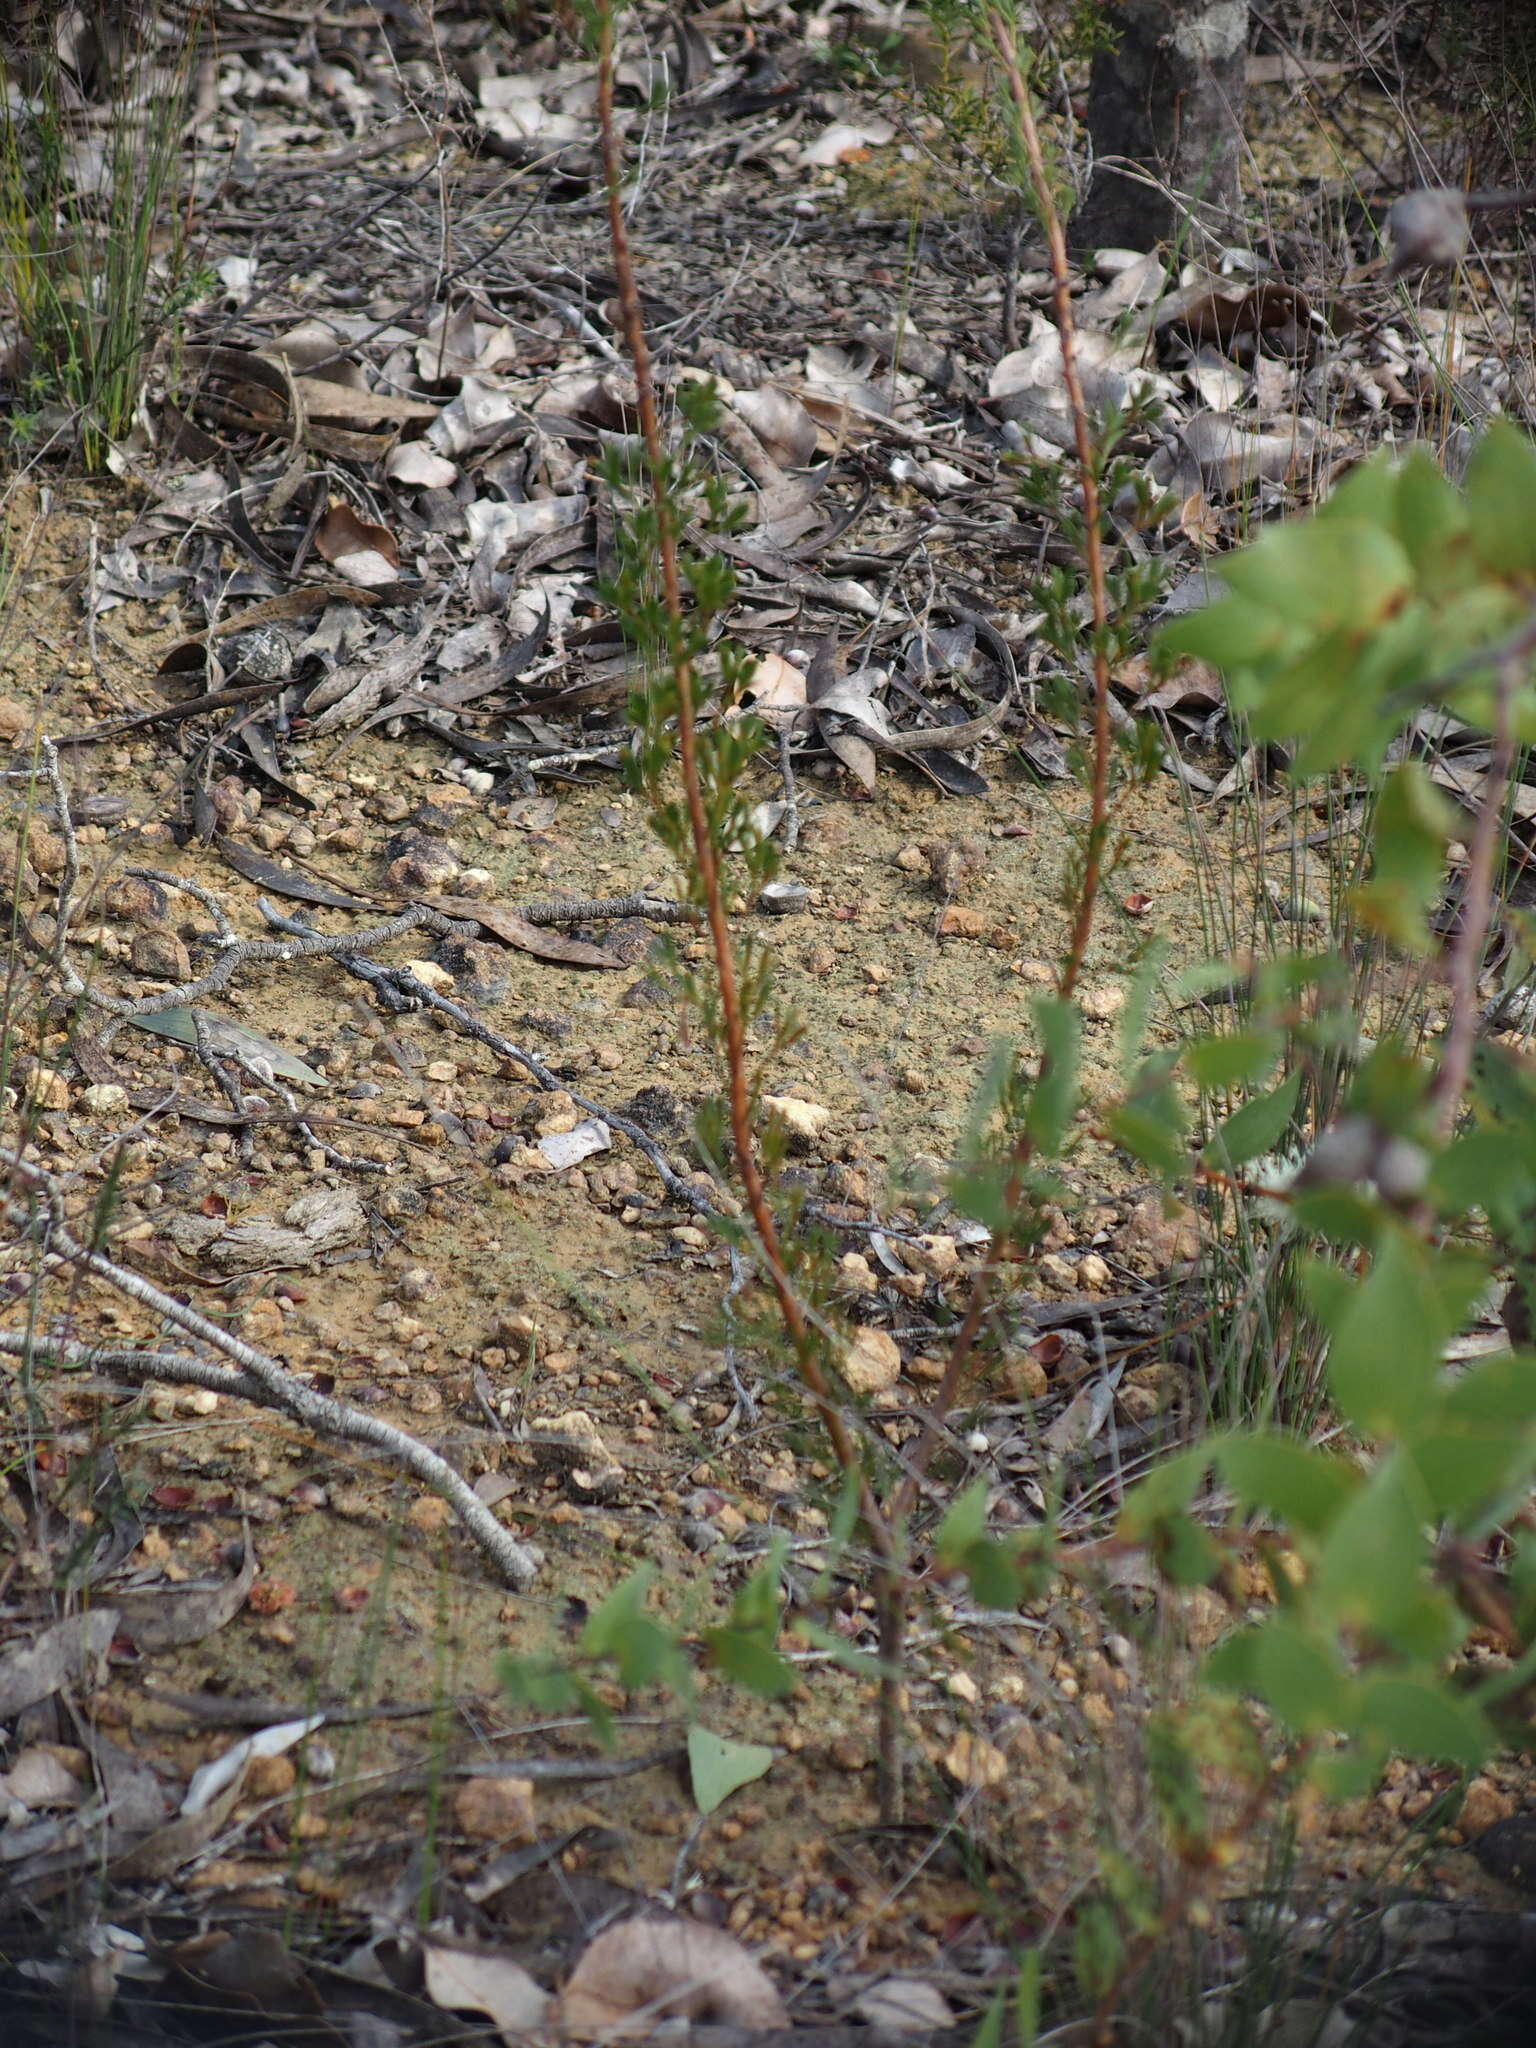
[3,3,1536,2042]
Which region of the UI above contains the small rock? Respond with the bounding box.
[453,1774,537,1843]
[130,929,192,981]
[1077,1252,1112,1290]
[1036,1252,1078,1290]
[0,696,33,743]
[904,1233,959,1279]
[1079,984,1126,1022]
[80,1083,129,1115]
[936,905,990,939]
[23,825,67,877]
[387,838,461,893]
[222,625,294,682]
[836,1252,879,1295]
[1004,1354,1048,1401]
[1115,1194,1200,1274]
[394,1266,440,1303]
[244,1753,297,1800]
[1460,1777,1518,1839]
[403,959,455,995]
[759,881,809,915]
[762,1094,831,1148]
[23,1065,69,1111]
[842,1324,901,1395]
[943,1731,1008,1787]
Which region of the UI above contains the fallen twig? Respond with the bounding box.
[0,1164,543,1591]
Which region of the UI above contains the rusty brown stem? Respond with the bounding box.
[893,22,1118,1511]
[592,7,905,1816]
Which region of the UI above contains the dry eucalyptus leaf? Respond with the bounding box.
[739,651,808,720]
[386,440,459,489]
[0,1747,89,1813]
[0,1611,118,1718]
[729,386,820,467]
[114,1540,259,1652]
[128,1009,326,1087]
[798,117,895,167]
[422,1941,549,2038]
[165,1927,322,2023]
[1177,410,1317,494]
[421,896,625,968]
[559,1916,788,2037]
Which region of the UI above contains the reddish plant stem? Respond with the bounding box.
[893,22,1118,1520]
[592,10,906,1815]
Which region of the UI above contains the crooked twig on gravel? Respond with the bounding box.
[0,1156,542,1590]
[257,899,720,1216]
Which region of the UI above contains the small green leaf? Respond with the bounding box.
[687,1725,776,1815]
[1201,1069,1303,1169]
[700,1626,797,1699]
[1202,1624,1262,1694]
[1108,1095,1189,1182]
[1251,1620,1351,1735]
[1353,763,1454,953]
[1183,1029,1282,1092]
[1217,1432,1360,1537]
[1464,419,1536,576]
[1356,1676,1491,1767]
[1120,1444,1211,1537]
[1320,1233,1446,1435]
[1311,1453,1458,1657]
[935,1479,990,1568]
[1025,995,1080,1154]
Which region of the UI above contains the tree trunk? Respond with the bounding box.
[1072,0,1248,255]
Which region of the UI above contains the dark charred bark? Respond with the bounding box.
[1072,0,1248,255]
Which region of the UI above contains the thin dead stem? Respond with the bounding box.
[1,1149,542,1589]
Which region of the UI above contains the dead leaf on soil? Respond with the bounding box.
[0,1611,118,1718]
[1176,410,1320,495]
[165,1927,323,2021]
[729,386,821,468]
[423,1939,550,2038]
[129,1008,326,1087]
[559,1915,788,2037]
[216,835,378,911]
[114,1537,259,1652]
[315,499,402,589]
[798,117,896,168]
[422,896,626,968]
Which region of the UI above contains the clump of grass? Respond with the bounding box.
[0,2,206,469]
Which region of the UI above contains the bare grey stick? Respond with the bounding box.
[1,1156,542,1590]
